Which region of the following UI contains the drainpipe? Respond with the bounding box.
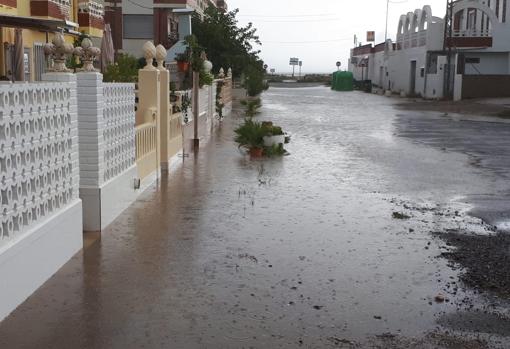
[424,52,429,98]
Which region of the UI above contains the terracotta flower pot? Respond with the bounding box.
[249,147,264,158]
[177,61,190,73]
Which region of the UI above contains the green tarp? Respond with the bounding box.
[331,71,353,91]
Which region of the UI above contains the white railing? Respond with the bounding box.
[103,83,136,182]
[453,29,491,37]
[0,82,78,246]
[135,122,157,161]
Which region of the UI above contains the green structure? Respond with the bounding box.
[331,71,353,91]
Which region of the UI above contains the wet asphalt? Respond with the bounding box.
[0,87,509,348]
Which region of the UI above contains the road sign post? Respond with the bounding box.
[289,57,299,78]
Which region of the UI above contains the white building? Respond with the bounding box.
[349,0,510,100]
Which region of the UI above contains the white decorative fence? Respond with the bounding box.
[0,82,78,246]
[76,73,138,232]
[103,84,136,182]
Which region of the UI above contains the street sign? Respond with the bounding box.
[270,68,276,74]
[289,57,299,66]
[263,64,268,70]
[289,58,299,77]
[336,61,341,67]
[367,31,375,42]
[299,61,302,67]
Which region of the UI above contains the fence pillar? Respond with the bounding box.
[75,71,105,231]
[156,45,170,171]
[76,72,105,188]
[137,42,161,171]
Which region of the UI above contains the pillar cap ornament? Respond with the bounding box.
[155,44,167,71]
[142,41,157,70]
[74,38,101,72]
[227,67,232,78]
[218,68,225,78]
[43,32,74,73]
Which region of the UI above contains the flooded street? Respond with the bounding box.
[1,87,510,348]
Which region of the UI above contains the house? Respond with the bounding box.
[104,0,226,58]
[0,0,105,82]
[349,0,510,100]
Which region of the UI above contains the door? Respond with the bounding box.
[409,60,417,96]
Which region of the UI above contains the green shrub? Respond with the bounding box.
[103,54,141,82]
[234,119,269,149]
[240,98,262,117]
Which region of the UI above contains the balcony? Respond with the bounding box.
[77,0,104,31]
[31,0,71,21]
[0,0,17,8]
[447,29,493,48]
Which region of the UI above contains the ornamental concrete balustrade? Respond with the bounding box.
[0,75,83,321]
[0,37,234,321]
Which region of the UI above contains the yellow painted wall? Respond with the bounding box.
[0,1,97,80]
[81,26,103,39]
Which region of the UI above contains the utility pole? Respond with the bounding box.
[385,0,390,41]
[443,0,454,99]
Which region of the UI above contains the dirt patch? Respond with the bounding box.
[438,311,510,337]
[433,230,510,299]
[360,331,490,349]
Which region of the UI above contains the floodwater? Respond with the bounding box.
[1,87,510,348]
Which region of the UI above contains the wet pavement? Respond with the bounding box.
[1,87,510,348]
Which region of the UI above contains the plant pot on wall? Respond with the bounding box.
[177,61,190,72]
[249,147,264,158]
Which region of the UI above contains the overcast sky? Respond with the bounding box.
[228,0,448,74]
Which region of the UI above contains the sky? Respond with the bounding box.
[227,0,448,74]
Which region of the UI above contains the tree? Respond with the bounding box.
[192,7,267,96]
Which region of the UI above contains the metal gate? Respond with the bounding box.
[3,43,14,81]
[33,43,46,81]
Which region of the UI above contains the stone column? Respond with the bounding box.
[156,45,171,171]
[76,72,104,188]
[137,41,161,168]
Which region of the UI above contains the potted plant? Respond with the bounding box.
[234,119,268,158]
[263,125,286,147]
[176,51,190,72]
[240,98,262,117]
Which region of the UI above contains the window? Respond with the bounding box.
[123,15,153,39]
[426,54,438,74]
[503,0,507,22]
[465,57,481,64]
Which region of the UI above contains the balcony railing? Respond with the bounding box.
[452,29,491,37]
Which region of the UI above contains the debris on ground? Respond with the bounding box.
[434,230,510,299]
[392,212,411,220]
